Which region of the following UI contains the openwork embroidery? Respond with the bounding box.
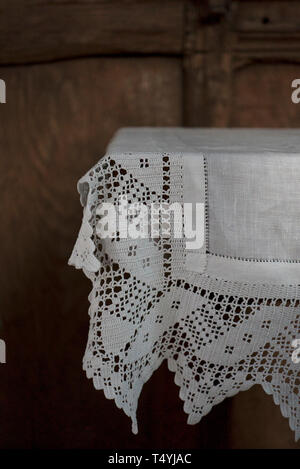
[69,152,300,440]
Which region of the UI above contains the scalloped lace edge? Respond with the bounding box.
[82,356,299,442]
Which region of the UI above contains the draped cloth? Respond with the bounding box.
[68,128,300,440]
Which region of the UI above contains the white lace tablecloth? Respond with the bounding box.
[69,128,300,440]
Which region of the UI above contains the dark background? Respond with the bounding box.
[0,0,300,449]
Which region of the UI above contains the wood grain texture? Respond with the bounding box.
[231,62,300,127]
[0,0,184,64]
[183,0,300,126]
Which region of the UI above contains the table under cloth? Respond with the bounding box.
[68,128,300,440]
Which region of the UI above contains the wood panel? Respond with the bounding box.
[183,0,300,126]
[231,61,300,126]
[0,0,185,64]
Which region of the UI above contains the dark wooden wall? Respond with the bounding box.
[0,0,300,449]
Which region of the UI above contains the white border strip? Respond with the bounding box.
[207,254,300,285]
[183,152,207,273]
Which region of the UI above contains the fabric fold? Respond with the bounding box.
[68,177,101,275]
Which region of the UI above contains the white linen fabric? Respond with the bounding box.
[68,128,300,440]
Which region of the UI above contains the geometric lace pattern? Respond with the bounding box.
[68,152,300,440]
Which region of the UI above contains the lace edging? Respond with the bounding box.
[82,356,300,442]
[68,180,101,275]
